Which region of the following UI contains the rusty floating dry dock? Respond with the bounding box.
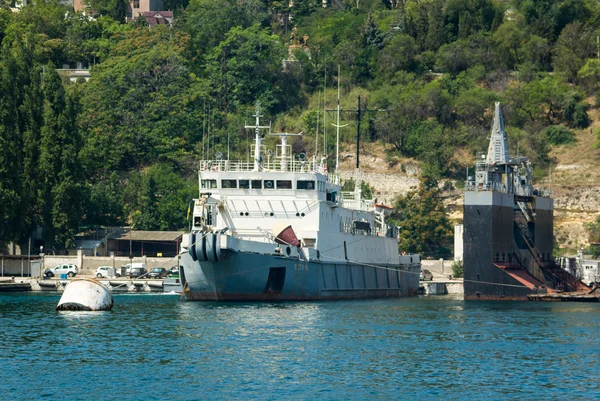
[528,287,600,302]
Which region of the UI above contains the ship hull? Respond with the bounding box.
[180,251,420,301]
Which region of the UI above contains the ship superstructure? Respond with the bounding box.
[463,103,588,300]
[179,103,420,301]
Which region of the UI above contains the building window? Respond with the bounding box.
[239,180,250,189]
[201,179,217,189]
[277,180,292,189]
[251,180,262,189]
[297,180,315,190]
[221,179,237,189]
[264,180,274,189]
[133,0,140,8]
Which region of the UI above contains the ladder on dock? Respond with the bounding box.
[513,216,588,292]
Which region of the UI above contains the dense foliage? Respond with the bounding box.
[1,0,600,251]
[390,175,453,257]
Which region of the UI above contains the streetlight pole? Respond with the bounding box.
[40,246,44,278]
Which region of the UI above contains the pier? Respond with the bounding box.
[0,276,173,294]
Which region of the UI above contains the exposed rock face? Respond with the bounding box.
[337,169,600,251]
[338,171,419,204]
[554,187,600,212]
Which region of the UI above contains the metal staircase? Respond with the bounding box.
[513,215,588,292]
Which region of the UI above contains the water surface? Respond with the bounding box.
[1,293,599,400]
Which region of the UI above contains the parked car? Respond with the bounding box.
[96,266,120,278]
[167,266,180,278]
[420,269,433,281]
[128,266,148,278]
[45,264,79,278]
[121,263,146,276]
[148,267,168,279]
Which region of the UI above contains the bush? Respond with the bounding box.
[543,125,576,145]
[451,259,463,278]
[571,103,590,128]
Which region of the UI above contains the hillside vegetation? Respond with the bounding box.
[1,0,600,253]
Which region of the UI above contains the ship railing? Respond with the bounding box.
[199,159,322,173]
[514,186,532,197]
[534,187,553,198]
[465,181,507,193]
[340,194,375,212]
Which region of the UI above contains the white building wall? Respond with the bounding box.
[454,224,463,262]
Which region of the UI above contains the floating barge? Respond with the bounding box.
[463,103,589,300]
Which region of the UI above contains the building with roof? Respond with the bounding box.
[72,227,183,258]
[108,229,183,258]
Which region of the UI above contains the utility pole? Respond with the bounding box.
[356,95,361,169]
[325,95,388,171]
[331,65,348,172]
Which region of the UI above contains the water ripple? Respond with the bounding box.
[1,294,599,400]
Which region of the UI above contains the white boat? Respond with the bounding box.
[179,103,421,301]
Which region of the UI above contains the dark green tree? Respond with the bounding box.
[38,64,85,249]
[126,164,197,230]
[79,26,207,174]
[86,0,129,23]
[553,22,596,82]
[390,175,453,257]
[207,24,291,112]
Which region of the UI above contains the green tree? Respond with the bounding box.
[181,0,267,68]
[207,24,293,113]
[577,59,600,91]
[86,0,129,23]
[38,64,85,249]
[79,26,207,174]
[553,22,596,82]
[586,216,600,258]
[126,164,197,230]
[390,175,452,256]
[379,34,418,77]
[493,20,526,69]
[86,172,126,226]
[0,30,47,247]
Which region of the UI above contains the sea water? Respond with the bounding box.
[1,293,599,400]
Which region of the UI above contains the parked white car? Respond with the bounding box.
[95,266,120,278]
[45,264,79,278]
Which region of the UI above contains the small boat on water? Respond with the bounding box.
[56,278,113,311]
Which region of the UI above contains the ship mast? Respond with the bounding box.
[245,101,271,171]
[332,64,348,173]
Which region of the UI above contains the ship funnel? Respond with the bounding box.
[274,225,301,247]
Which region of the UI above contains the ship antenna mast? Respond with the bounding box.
[245,101,271,171]
[332,64,348,173]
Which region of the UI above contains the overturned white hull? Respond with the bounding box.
[56,278,114,311]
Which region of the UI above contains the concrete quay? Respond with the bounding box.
[0,275,169,294]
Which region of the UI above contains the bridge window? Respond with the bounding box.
[201,179,217,189]
[239,180,250,189]
[264,180,274,189]
[251,180,262,189]
[297,180,315,190]
[277,180,292,189]
[221,179,237,189]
